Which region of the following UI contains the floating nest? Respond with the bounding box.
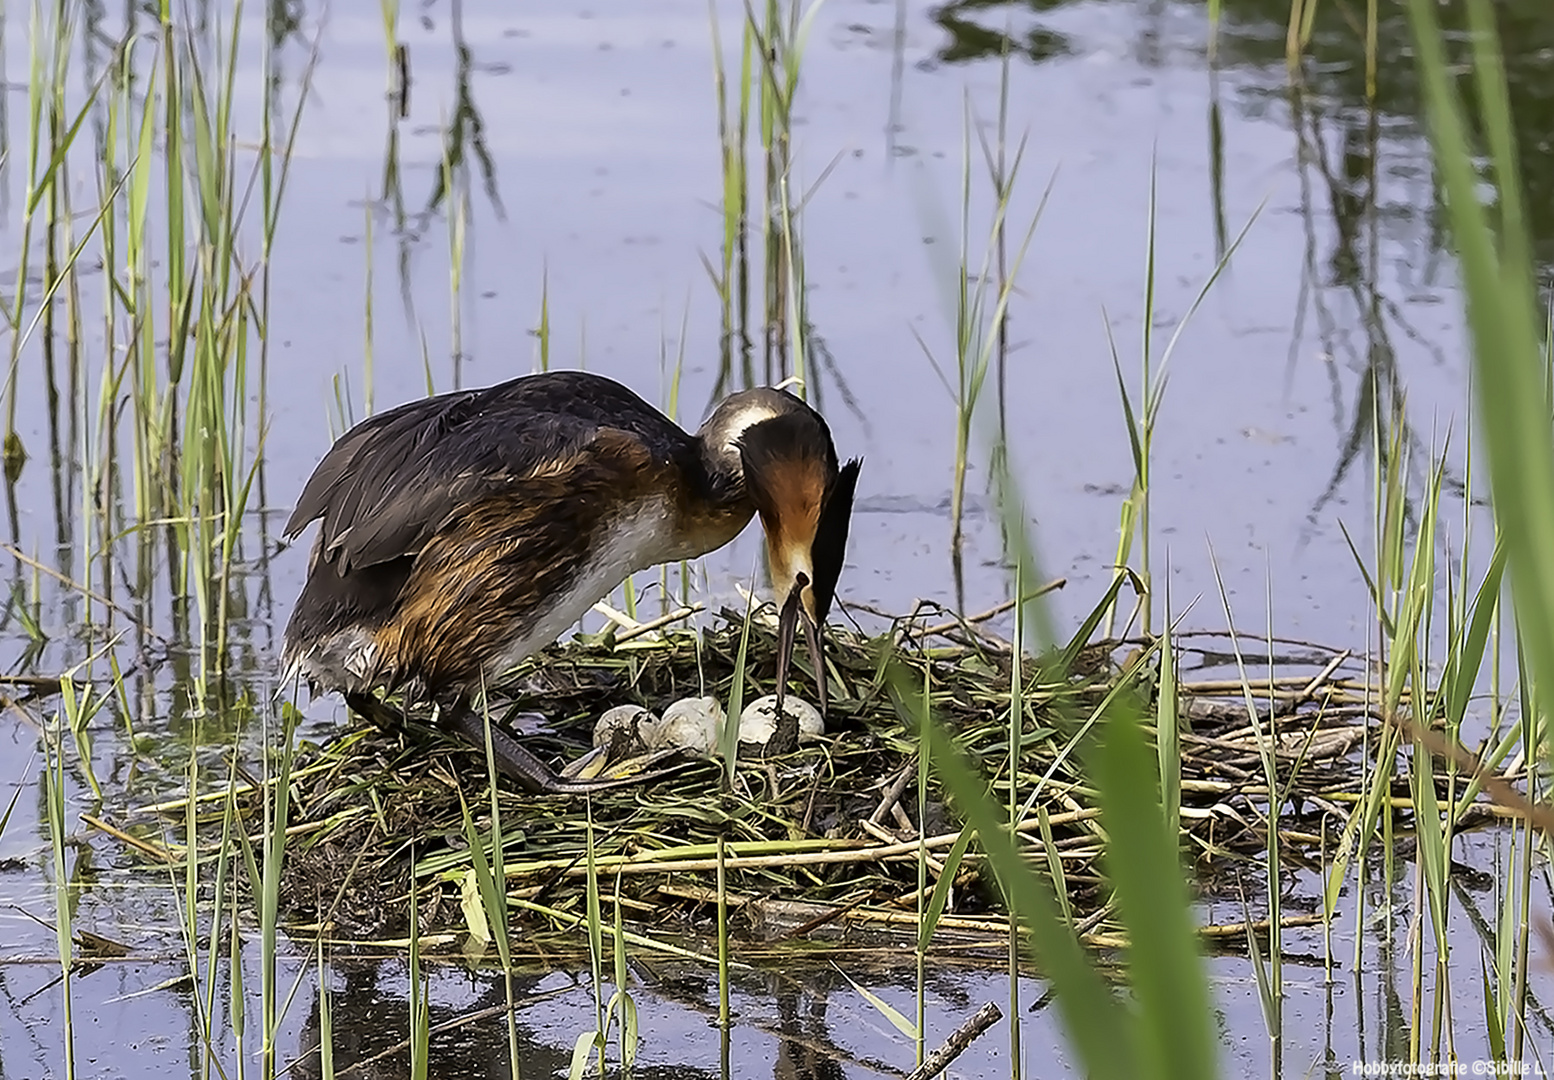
[255,597,1462,958]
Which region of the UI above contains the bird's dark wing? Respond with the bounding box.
[285,375,677,573]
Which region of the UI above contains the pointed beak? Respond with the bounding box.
[774,572,829,719]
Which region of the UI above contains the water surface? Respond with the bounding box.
[1,0,1551,1076]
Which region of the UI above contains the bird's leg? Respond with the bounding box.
[345,691,413,734]
[345,691,694,794]
[439,701,697,796]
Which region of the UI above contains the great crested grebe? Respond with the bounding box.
[281,370,860,794]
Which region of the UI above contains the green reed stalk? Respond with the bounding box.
[1006,555,1024,1073]
[1406,1,1554,1068]
[661,302,692,612]
[445,145,466,383]
[753,0,794,382]
[914,659,930,1068]
[1157,577,1180,844]
[721,577,757,787]
[717,835,731,1027]
[1105,168,1258,637]
[179,7,242,682]
[536,268,551,371]
[6,3,104,465]
[1406,453,1458,1064]
[747,0,828,388]
[64,2,293,686]
[0,755,27,844]
[570,804,609,1078]
[363,204,376,414]
[1286,0,1319,69]
[708,0,751,382]
[1207,556,1282,1043]
[44,723,75,1080]
[457,702,522,1077]
[408,879,430,1080]
[1326,379,1412,972]
[316,939,335,1080]
[379,0,400,66]
[928,96,1043,575]
[216,777,242,1077]
[1365,0,1378,101]
[899,659,1217,1080]
[609,876,640,1071]
[259,713,298,1075]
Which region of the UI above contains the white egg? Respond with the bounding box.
[592,704,656,752]
[652,696,726,755]
[584,705,652,755]
[738,694,823,747]
[737,704,777,746]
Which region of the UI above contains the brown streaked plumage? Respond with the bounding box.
[281,370,860,794]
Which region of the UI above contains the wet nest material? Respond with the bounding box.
[249,603,1465,954]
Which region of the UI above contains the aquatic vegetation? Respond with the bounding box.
[0,0,1549,1078]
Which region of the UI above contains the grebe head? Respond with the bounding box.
[700,388,861,713]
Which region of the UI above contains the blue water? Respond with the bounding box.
[1,0,1549,1076]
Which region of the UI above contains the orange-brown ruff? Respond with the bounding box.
[281,371,860,793]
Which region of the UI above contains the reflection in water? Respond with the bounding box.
[372,0,505,395]
[929,0,1074,64]
[931,0,1554,275]
[284,960,892,1080]
[1282,83,1469,542]
[1,2,1550,1077]
[927,0,1523,555]
[423,0,504,225]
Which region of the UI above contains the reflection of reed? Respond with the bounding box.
[934,0,1483,564]
[286,958,909,1080]
[1207,66,1229,260]
[0,0,321,722]
[371,0,505,392]
[708,1,865,423]
[1283,83,1464,544]
[424,0,503,223]
[932,0,1554,276]
[286,961,732,1080]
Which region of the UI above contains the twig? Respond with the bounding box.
[1295,649,1351,703]
[1197,913,1326,938]
[2,544,145,627]
[868,761,916,825]
[613,603,705,644]
[508,808,1105,878]
[916,579,1066,638]
[1081,913,1327,949]
[1425,727,1554,832]
[0,674,91,692]
[314,983,577,1079]
[904,1001,1002,1080]
[660,885,1016,934]
[591,601,641,631]
[773,893,875,943]
[81,814,177,864]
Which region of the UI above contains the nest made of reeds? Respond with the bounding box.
[257,598,1441,959]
